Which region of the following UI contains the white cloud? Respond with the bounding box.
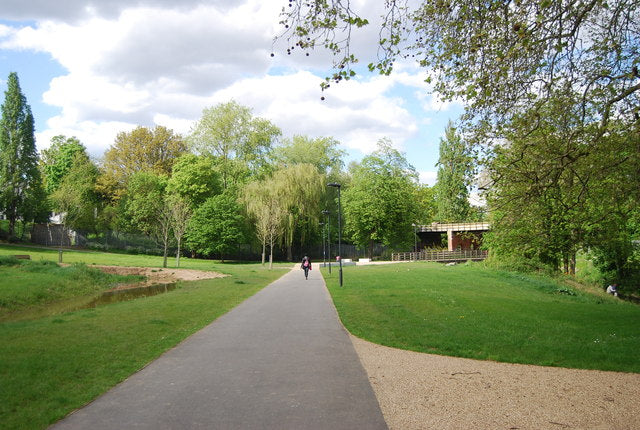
[2,0,454,171]
[419,171,437,186]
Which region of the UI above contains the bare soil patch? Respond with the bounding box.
[351,335,640,430]
[92,265,226,289]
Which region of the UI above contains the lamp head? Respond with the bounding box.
[327,182,341,188]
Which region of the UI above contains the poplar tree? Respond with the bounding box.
[435,121,473,223]
[0,72,45,236]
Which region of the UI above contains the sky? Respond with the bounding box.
[0,0,465,187]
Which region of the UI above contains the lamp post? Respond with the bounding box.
[322,209,331,274]
[327,183,343,287]
[319,222,326,268]
[412,223,418,253]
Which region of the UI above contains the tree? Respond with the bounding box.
[99,125,186,200]
[242,179,287,268]
[189,101,281,189]
[168,195,192,268]
[40,135,86,194]
[122,171,174,267]
[165,153,222,208]
[0,72,45,236]
[271,164,325,261]
[185,193,246,261]
[435,121,473,222]
[50,152,100,233]
[342,139,420,258]
[272,135,345,176]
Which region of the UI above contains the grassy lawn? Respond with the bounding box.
[0,244,290,430]
[323,262,640,373]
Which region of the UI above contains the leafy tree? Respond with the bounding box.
[40,135,86,194]
[242,179,287,268]
[122,171,174,267]
[189,101,281,189]
[0,72,45,237]
[165,153,222,208]
[413,183,437,225]
[272,135,345,176]
[271,163,325,261]
[99,125,186,200]
[435,121,473,222]
[50,152,100,233]
[185,193,246,261]
[342,139,420,258]
[168,195,192,268]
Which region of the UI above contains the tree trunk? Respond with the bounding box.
[261,241,266,266]
[368,239,374,260]
[162,242,168,268]
[175,238,181,268]
[569,251,576,275]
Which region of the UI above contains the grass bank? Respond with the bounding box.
[0,245,290,430]
[323,262,640,373]
[0,257,143,319]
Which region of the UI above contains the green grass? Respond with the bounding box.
[0,244,290,430]
[0,257,143,318]
[323,262,640,373]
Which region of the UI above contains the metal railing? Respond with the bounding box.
[392,249,489,262]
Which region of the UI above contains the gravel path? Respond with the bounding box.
[351,335,640,430]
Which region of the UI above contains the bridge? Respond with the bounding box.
[415,222,490,251]
[392,249,489,262]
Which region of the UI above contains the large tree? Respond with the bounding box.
[189,101,281,189]
[185,193,246,261]
[0,72,46,236]
[40,135,86,194]
[99,125,186,200]
[343,138,420,258]
[271,135,345,176]
[435,121,474,222]
[165,153,222,209]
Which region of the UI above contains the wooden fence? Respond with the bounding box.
[392,249,489,262]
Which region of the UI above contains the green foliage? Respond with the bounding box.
[271,135,346,176]
[189,101,281,189]
[0,72,44,236]
[122,171,167,235]
[50,152,100,232]
[435,121,473,222]
[99,125,186,200]
[324,262,640,372]
[343,139,420,257]
[40,135,86,194]
[165,153,222,208]
[186,193,246,259]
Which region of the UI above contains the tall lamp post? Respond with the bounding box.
[412,223,418,253]
[319,221,326,268]
[327,183,343,287]
[322,209,331,274]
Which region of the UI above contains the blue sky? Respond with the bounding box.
[0,1,465,186]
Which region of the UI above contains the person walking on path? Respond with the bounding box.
[301,255,312,280]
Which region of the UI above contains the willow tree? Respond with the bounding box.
[272,163,325,261]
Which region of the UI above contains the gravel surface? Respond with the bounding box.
[350,335,640,430]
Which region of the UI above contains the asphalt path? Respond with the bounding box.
[50,265,388,429]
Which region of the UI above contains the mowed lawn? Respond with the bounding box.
[323,262,640,373]
[0,244,290,430]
